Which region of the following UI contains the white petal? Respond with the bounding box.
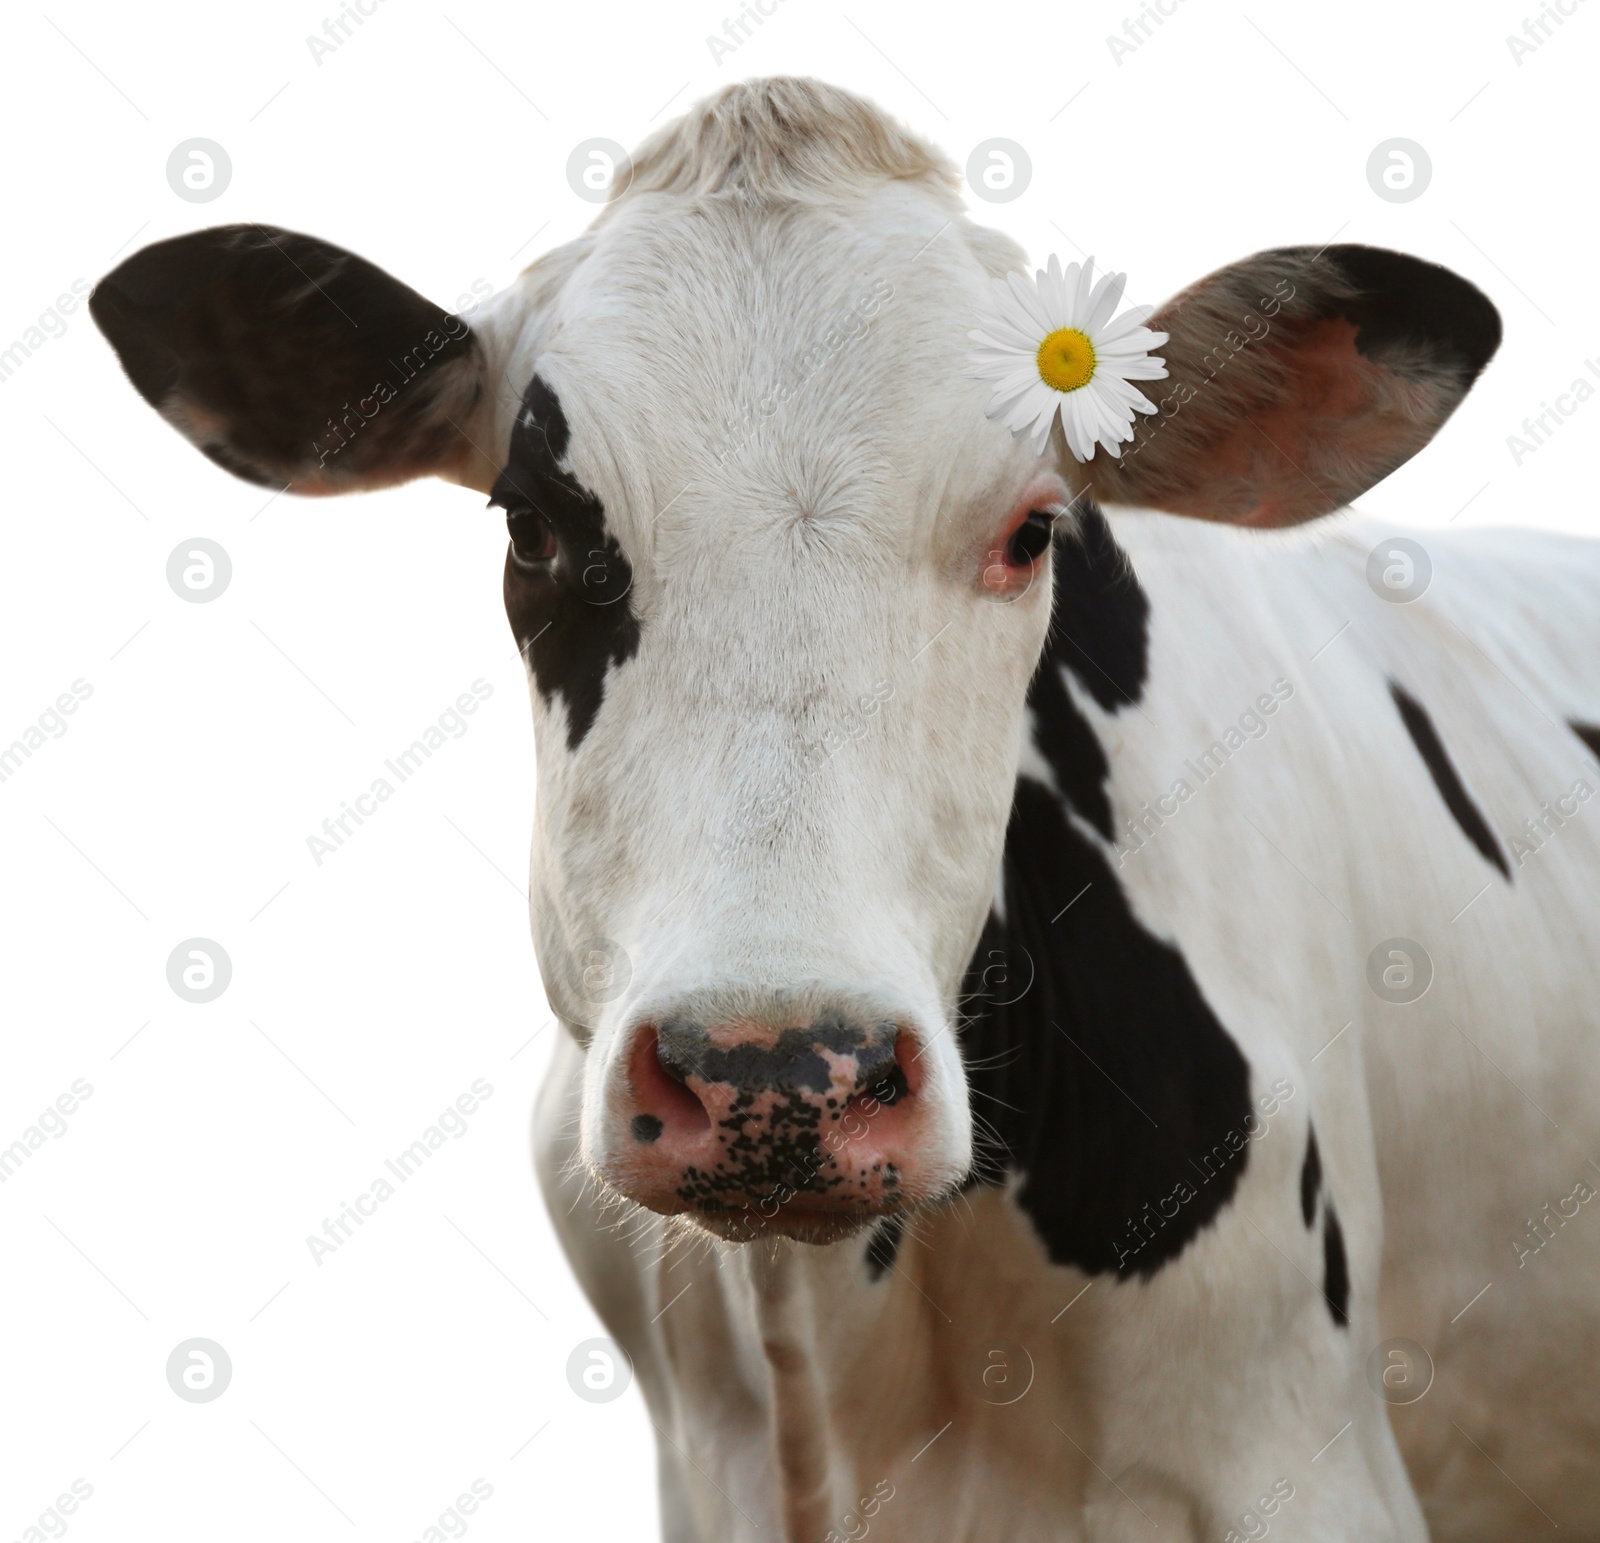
[968,347,1034,377]
[1030,406,1056,456]
[1037,256,1075,326]
[1085,270,1128,334]
[1096,305,1158,344]
[990,290,1047,346]
[1006,270,1055,337]
[1096,326,1164,355]
[1106,358,1169,381]
[1062,395,1094,461]
[1070,258,1098,327]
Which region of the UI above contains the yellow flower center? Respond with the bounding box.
[1036,328,1097,393]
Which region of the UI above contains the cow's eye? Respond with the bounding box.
[1005,510,1055,567]
[507,508,557,565]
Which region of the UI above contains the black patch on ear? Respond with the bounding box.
[631,1114,663,1144]
[1390,682,1509,878]
[1300,1129,1321,1228]
[1322,1207,1351,1328]
[959,536,1254,1280]
[90,224,480,490]
[1570,721,1600,762]
[1325,244,1502,388]
[1050,504,1149,711]
[866,1214,905,1280]
[497,376,641,749]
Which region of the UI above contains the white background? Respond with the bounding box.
[0,1,1592,1538]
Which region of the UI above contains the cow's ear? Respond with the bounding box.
[1087,245,1501,526]
[90,225,486,495]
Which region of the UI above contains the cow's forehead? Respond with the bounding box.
[518,185,1030,547]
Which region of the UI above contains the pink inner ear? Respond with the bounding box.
[1167,316,1443,529]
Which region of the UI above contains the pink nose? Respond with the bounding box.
[614,1012,924,1239]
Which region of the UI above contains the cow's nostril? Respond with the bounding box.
[855,1028,919,1107]
[629,1028,710,1139]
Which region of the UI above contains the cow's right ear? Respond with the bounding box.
[90,225,487,495]
[1086,245,1501,527]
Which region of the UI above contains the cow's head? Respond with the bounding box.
[91,79,1498,1242]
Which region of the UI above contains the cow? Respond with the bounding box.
[89,75,1600,1543]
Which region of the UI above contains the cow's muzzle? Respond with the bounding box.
[606,1010,926,1241]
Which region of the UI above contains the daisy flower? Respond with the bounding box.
[968,255,1169,461]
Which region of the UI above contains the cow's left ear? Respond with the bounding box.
[90,224,487,495]
[1087,245,1501,526]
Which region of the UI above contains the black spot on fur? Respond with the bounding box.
[630,1114,663,1144]
[1322,1207,1351,1328]
[1050,504,1149,711]
[1028,648,1114,841]
[496,376,641,749]
[1390,681,1509,878]
[1571,721,1600,762]
[959,534,1255,1280]
[866,1214,904,1280]
[1300,1129,1321,1228]
[90,224,480,490]
[1022,506,1149,842]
